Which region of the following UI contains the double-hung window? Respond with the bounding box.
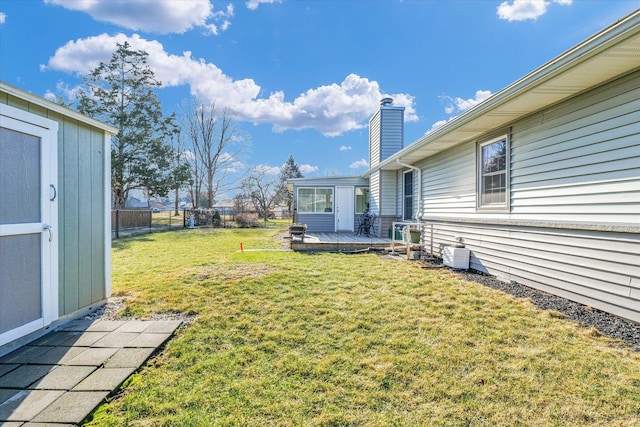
[478,136,509,208]
[403,170,414,220]
[297,188,334,213]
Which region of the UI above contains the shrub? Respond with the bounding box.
[235,212,259,228]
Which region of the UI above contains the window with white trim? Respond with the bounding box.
[478,136,509,208]
[297,188,334,213]
[355,187,370,214]
[403,170,414,220]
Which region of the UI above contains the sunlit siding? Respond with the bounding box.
[369,171,380,216]
[420,143,476,216]
[510,72,640,223]
[369,111,381,168]
[1,93,108,317]
[379,109,404,161]
[417,71,640,322]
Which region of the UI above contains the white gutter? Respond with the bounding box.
[396,159,421,223]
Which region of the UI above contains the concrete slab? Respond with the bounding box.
[29,366,96,391]
[27,332,80,347]
[24,423,76,427]
[63,347,118,367]
[73,367,137,391]
[92,332,140,348]
[0,346,51,365]
[32,346,86,365]
[63,331,108,347]
[85,320,127,332]
[0,365,56,389]
[0,421,24,426]
[103,348,156,368]
[56,319,96,332]
[114,320,151,333]
[0,388,22,405]
[126,333,171,348]
[0,389,64,422]
[31,391,109,424]
[0,363,20,377]
[143,320,183,334]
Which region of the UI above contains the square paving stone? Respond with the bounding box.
[0,389,64,422]
[0,364,20,377]
[57,319,97,332]
[73,367,137,391]
[85,320,127,332]
[114,321,152,333]
[143,320,182,334]
[92,332,140,348]
[64,331,108,347]
[126,333,171,348]
[32,347,86,366]
[0,365,56,389]
[0,346,51,365]
[103,348,156,368]
[30,366,96,390]
[64,348,118,367]
[31,390,109,424]
[0,388,21,405]
[23,423,76,426]
[28,332,79,347]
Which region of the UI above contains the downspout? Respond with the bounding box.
[396,159,422,224]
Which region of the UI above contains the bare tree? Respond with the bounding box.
[181,98,242,208]
[241,168,281,226]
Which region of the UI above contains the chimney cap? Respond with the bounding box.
[380,97,394,106]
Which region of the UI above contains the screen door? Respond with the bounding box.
[0,106,58,346]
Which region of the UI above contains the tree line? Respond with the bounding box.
[72,42,303,220]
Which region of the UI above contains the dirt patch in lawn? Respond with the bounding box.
[195,263,279,281]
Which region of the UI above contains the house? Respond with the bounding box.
[0,82,117,354]
[289,10,640,322]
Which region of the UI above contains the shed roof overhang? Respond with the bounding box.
[0,81,119,135]
[364,9,640,176]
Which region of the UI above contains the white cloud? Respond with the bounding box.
[44,0,233,35]
[255,164,281,175]
[0,12,6,24]
[497,0,572,22]
[339,146,352,151]
[349,159,369,169]
[441,90,492,115]
[43,81,82,103]
[299,164,319,174]
[246,0,282,11]
[44,33,418,137]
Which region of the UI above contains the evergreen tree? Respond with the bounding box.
[277,154,304,218]
[77,42,176,209]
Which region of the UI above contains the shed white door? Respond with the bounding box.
[0,105,58,346]
[335,186,354,232]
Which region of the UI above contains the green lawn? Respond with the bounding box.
[89,227,640,426]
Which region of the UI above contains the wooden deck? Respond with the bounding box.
[290,232,396,252]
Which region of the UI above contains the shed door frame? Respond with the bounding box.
[0,104,59,346]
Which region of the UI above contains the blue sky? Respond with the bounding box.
[1,0,638,199]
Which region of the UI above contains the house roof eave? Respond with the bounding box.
[370,9,640,173]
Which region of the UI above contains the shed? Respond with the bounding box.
[0,82,117,354]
